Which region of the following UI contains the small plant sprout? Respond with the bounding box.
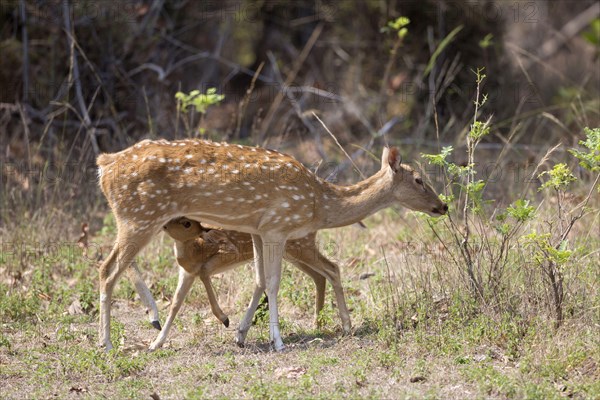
[175,88,225,136]
[538,163,577,191]
[422,69,537,303]
[175,88,225,114]
[479,33,494,49]
[383,16,410,39]
[523,127,600,328]
[569,127,600,190]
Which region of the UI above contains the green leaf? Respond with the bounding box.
[479,33,494,49]
[506,199,535,222]
[569,127,600,172]
[422,146,453,166]
[538,163,577,191]
[469,120,491,141]
[175,88,225,114]
[387,16,410,31]
[424,25,463,77]
[581,18,600,46]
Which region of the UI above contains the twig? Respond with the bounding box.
[262,52,319,151]
[17,104,31,171]
[142,86,155,138]
[533,2,600,68]
[522,142,563,197]
[312,112,366,180]
[258,23,324,142]
[62,0,99,155]
[378,31,403,116]
[558,173,600,245]
[235,62,264,140]
[19,0,29,103]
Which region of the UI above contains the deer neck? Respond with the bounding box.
[173,240,188,260]
[318,169,393,228]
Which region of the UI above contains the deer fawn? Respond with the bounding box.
[97,139,446,351]
[144,217,350,350]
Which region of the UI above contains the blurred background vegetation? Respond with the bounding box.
[0,0,598,220]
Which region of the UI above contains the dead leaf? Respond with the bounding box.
[359,272,376,280]
[68,299,84,315]
[411,313,419,327]
[77,223,89,253]
[346,257,361,269]
[38,292,52,301]
[69,386,87,394]
[274,366,307,380]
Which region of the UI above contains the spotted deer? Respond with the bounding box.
[96,139,447,351]
[144,217,350,350]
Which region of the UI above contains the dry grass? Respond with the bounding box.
[1,181,598,398]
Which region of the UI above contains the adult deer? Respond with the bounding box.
[97,139,446,351]
[145,217,349,350]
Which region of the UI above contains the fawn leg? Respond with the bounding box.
[149,267,195,351]
[199,273,230,328]
[236,234,266,347]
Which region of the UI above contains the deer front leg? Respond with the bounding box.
[236,235,266,347]
[127,265,161,330]
[149,267,195,351]
[262,237,286,352]
[99,230,152,351]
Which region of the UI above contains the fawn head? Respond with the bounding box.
[382,147,448,217]
[163,217,204,242]
[163,217,242,254]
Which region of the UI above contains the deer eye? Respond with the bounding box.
[183,221,191,228]
[415,177,423,185]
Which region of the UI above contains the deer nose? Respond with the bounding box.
[432,204,448,215]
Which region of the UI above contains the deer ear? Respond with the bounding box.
[381,147,390,170]
[382,146,401,173]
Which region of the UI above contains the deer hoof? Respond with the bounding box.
[151,320,162,331]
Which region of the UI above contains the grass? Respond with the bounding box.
[1,197,598,399]
[0,107,598,398]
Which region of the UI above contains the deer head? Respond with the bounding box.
[381,147,448,216]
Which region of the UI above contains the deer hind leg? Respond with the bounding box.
[290,260,326,329]
[127,264,161,330]
[149,267,195,351]
[293,250,352,334]
[98,227,154,351]
[315,253,351,334]
[236,234,267,347]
